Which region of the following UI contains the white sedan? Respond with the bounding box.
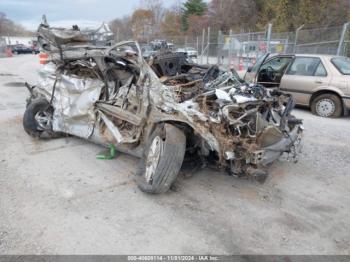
[244,53,350,117]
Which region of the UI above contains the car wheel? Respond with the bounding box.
[23,98,59,138]
[311,94,342,118]
[13,51,18,55]
[135,124,186,194]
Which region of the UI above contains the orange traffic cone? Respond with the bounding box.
[238,57,244,71]
[5,47,13,57]
[39,52,49,64]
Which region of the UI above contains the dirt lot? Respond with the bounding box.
[0,55,350,255]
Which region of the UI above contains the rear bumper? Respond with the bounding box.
[250,125,303,166]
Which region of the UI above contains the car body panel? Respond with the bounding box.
[244,53,269,83]
[244,53,350,111]
[280,56,331,105]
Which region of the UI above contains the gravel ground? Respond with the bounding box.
[0,55,350,255]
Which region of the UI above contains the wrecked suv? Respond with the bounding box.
[23,21,303,193]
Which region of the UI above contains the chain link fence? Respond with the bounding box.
[156,22,350,70]
[295,25,346,55]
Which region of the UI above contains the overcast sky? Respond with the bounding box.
[0,0,181,30]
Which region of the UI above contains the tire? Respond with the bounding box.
[311,93,342,118]
[135,124,186,194]
[23,98,57,138]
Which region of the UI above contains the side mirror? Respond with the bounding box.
[247,65,253,72]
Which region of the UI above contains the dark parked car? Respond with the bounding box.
[8,44,40,54]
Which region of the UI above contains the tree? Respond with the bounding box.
[299,0,348,27]
[253,0,277,30]
[109,16,133,42]
[140,0,165,37]
[131,9,155,42]
[160,10,182,38]
[208,0,258,33]
[187,14,208,36]
[0,12,33,36]
[298,0,316,26]
[181,0,207,31]
[108,0,350,42]
[274,0,297,31]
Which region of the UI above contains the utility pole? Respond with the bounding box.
[217,30,222,64]
[266,23,272,53]
[228,29,232,67]
[207,26,210,64]
[201,28,205,64]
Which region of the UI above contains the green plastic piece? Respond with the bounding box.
[96,144,116,160]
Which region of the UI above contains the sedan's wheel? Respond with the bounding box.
[316,99,335,117]
[23,98,59,138]
[311,94,342,118]
[34,110,52,131]
[135,124,186,194]
[144,136,163,184]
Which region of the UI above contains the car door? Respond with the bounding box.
[280,57,330,106]
[244,53,269,83]
[256,55,294,88]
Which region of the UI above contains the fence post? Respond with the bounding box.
[217,30,222,64]
[293,24,304,54]
[337,22,350,56]
[207,26,210,64]
[228,29,232,67]
[266,23,272,53]
[201,28,205,64]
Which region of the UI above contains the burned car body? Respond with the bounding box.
[23,21,303,193]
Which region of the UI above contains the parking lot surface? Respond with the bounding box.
[0,55,350,254]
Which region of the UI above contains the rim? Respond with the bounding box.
[34,110,52,131]
[144,136,163,184]
[316,99,335,117]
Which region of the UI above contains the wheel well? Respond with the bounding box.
[159,121,195,139]
[310,90,343,108]
[155,121,199,150]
